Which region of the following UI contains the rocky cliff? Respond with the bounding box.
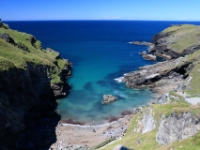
[156,112,200,144]
[123,24,200,99]
[0,22,71,149]
[151,24,200,60]
[102,24,200,150]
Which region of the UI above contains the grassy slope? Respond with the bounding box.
[162,25,200,53]
[102,24,200,149]
[101,93,200,150]
[0,23,68,84]
[183,49,200,96]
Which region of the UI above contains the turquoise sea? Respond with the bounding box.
[7,21,200,124]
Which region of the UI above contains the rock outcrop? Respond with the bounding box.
[156,112,200,144]
[0,33,15,44]
[140,51,156,61]
[130,41,154,47]
[134,108,156,134]
[102,94,118,104]
[122,57,186,90]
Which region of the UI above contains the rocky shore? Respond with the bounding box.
[123,25,200,103]
[122,56,187,102]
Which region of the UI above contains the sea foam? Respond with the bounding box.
[114,77,124,83]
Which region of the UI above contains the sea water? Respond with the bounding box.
[7,20,200,124]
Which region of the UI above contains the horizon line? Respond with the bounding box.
[3,19,200,22]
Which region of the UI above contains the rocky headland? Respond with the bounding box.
[102,24,200,150]
[0,22,71,149]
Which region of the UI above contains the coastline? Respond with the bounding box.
[50,43,188,149]
[51,88,166,149]
[50,57,177,149]
[50,113,134,149]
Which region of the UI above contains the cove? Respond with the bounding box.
[6,20,200,124]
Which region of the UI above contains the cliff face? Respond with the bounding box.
[150,24,200,60]
[0,22,71,149]
[156,112,200,144]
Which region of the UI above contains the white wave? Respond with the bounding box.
[61,120,119,128]
[114,77,124,83]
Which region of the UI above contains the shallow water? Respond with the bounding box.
[7,20,200,124]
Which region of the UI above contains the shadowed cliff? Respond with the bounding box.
[0,22,71,149]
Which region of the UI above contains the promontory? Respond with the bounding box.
[0,22,71,149]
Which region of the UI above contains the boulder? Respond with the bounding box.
[140,51,156,61]
[0,33,15,45]
[142,54,156,61]
[102,94,118,104]
[140,51,147,55]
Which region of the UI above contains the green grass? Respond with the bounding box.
[171,132,200,150]
[0,23,68,84]
[161,25,200,53]
[100,114,159,150]
[57,58,68,70]
[50,74,62,84]
[185,62,200,96]
[101,92,200,150]
[92,137,116,149]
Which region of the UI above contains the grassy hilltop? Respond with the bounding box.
[0,22,69,84]
[162,24,200,53]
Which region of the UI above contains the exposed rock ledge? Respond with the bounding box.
[122,57,188,93]
[129,41,154,47]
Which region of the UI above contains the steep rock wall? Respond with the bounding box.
[0,62,71,150]
[156,112,200,144]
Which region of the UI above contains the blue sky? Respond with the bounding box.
[1,0,200,21]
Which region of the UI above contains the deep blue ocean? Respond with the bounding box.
[6,21,200,124]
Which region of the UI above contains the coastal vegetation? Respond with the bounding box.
[0,23,70,84]
[102,94,200,150]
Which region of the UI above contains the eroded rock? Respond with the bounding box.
[140,51,156,61]
[102,94,118,104]
[0,33,15,44]
[156,112,200,144]
[134,108,156,134]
